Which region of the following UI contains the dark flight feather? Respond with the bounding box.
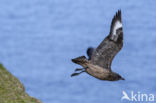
[87,47,95,60]
[90,10,123,70]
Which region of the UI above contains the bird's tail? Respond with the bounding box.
[71,56,88,65]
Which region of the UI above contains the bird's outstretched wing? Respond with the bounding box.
[90,10,123,70]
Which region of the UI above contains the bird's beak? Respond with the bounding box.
[121,77,125,80]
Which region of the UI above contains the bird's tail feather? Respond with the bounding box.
[71,56,88,65]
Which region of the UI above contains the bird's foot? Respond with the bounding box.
[71,73,81,77]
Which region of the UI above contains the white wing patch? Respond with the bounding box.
[112,20,122,35]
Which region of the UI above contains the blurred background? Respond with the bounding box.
[0,0,156,103]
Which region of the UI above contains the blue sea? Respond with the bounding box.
[0,0,156,103]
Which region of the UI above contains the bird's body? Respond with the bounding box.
[86,63,110,80]
[71,10,125,81]
[73,58,110,80]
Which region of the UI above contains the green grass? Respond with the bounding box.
[0,64,42,103]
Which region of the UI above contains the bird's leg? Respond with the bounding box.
[71,68,85,77]
[71,67,88,77]
[71,71,85,77]
[75,68,85,71]
[85,66,89,69]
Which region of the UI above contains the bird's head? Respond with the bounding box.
[117,74,125,80]
[112,72,125,81]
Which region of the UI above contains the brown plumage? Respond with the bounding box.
[71,10,125,81]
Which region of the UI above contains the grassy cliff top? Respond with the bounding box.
[0,64,42,103]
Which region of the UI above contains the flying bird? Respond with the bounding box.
[71,10,124,81]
